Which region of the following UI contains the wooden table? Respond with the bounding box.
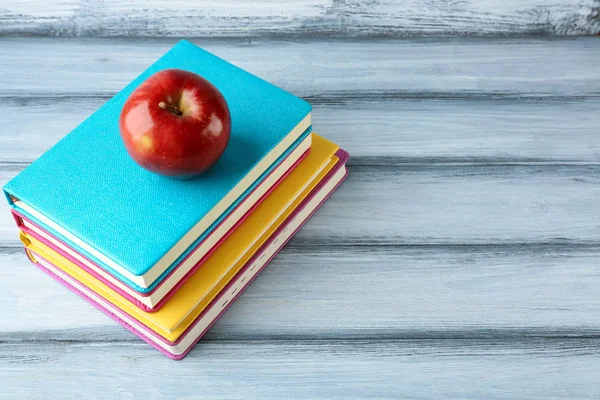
[1,2,599,398]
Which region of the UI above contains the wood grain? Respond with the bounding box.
[1,33,600,397]
[1,340,600,399]
[2,99,600,164]
[2,38,599,97]
[1,0,599,37]
[2,245,600,336]
[1,38,599,163]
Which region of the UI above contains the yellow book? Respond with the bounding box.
[21,134,343,345]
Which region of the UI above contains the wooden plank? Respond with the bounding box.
[1,38,599,162]
[1,38,599,97]
[3,164,600,246]
[1,340,599,399]
[1,0,599,37]
[2,99,600,164]
[2,244,600,335]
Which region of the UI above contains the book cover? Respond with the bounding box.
[3,39,312,289]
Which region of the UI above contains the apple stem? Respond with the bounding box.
[158,101,183,116]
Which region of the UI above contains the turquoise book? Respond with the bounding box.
[3,40,312,292]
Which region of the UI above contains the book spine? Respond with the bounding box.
[2,187,18,205]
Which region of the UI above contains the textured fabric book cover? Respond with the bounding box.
[3,39,312,288]
[20,135,345,343]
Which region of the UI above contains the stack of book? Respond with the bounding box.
[2,40,348,359]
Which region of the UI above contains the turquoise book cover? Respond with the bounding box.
[3,40,312,288]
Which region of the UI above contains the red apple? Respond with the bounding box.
[119,69,231,179]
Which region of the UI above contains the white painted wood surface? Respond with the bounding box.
[4,99,600,163]
[1,0,599,36]
[0,14,599,400]
[2,245,600,334]
[2,38,600,163]
[3,38,600,98]
[2,340,600,399]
